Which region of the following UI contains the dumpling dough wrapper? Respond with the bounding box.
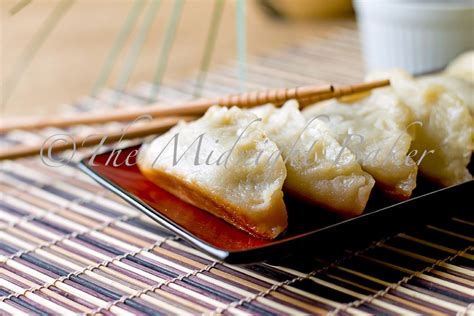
[138,106,288,239]
[249,101,375,217]
[302,90,418,199]
[420,75,474,116]
[445,51,474,84]
[367,69,473,186]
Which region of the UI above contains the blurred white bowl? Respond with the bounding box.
[353,0,474,74]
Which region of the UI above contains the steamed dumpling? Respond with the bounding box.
[445,51,474,84]
[138,106,288,239]
[367,69,473,186]
[420,75,474,116]
[249,101,375,217]
[303,90,418,199]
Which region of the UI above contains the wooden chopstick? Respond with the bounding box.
[0,79,390,161]
[0,84,330,133]
[0,101,211,133]
[298,79,390,107]
[0,116,194,160]
[0,80,389,133]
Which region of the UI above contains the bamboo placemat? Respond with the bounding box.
[1,26,473,315]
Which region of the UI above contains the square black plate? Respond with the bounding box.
[79,145,473,263]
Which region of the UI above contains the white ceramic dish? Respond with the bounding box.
[353,0,474,74]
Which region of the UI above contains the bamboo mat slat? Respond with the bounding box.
[1,26,473,315]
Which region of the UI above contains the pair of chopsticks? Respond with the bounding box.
[0,79,389,160]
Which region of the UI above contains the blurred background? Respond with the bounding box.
[1,0,353,117]
[2,0,472,118]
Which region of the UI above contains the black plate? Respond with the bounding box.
[79,145,473,263]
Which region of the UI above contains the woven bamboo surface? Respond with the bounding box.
[1,26,473,315]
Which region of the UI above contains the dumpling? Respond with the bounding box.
[367,69,473,186]
[445,51,474,84]
[302,90,418,200]
[138,106,288,239]
[420,75,474,116]
[249,101,375,217]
